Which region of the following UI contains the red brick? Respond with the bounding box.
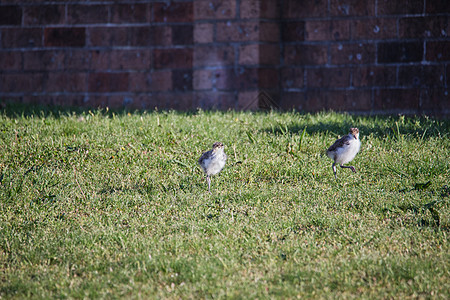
[259,68,279,89]
[351,18,397,40]
[194,23,214,43]
[307,68,351,88]
[154,2,193,22]
[284,45,328,65]
[426,1,450,13]
[154,26,172,46]
[373,88,420,111]
[330,0,375,16]
[279,92,307,111]
[44,27,86,47]
[88,73,129,92]
[194,0,236,20]
[196,92,236,110]
[217,21,260,42]
[420,89,450,114]
[172,25,193,45]
[240,0,281,19]
[46,72,87,92]
[23,50,64,70]
[239,44,259,65]
[305,90,371,112]
[0,73,44,93]
[172,69,193,91]
[283,0,327,18]
[398,65,446,87]
[24,5,65,25]
[378,0,424,15]
[0,52,22,71]
[260,22,280,42]
[23,95,85,107]
[282,22,305,42]
[67,4,108,24]
[399,16,448,38]
[330,43,375,65]
[426,41,450,62]
[238,91,259,110]
[111,3,149,23]
[281,67,304,89]
[305,20,350,41]
[89,27,128,47]
[193,69,213,90]
[128,26,153,47]
[151,93,194,110]
[1,28,43,48]
[65,50,91,71]
[86,95,109,108]
[353,66,397,87]
[378,42,422,63]
[110,50,151,70]
[0,5,22,25]
[214,68,261,90]
[153,48,193,69]
[194,45,234,67]
[129,71,172,92]
[90,50,110,70]
[239,44,279,65]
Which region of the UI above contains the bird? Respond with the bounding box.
[326,128,361,179]
[198,142,227,192]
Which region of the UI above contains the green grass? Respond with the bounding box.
[0,106,449,299]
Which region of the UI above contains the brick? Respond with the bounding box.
[128,26,154,47]
[194,23,214,43]
[194,0,236,20]
[23,95,85,108]
[67,5,109,24]
[86,95,109,108]
[305,20,350,41]
[426,0,450,13]
[44,27,86,47]
[283,0,327,18]
[282,22,305,42]
[23,50,64,70]
[351,18,397,40]
[111,3,149,23]
[373,88,420,111]
[89,27,128,47]
[238,91,259,110]
[330,0,375,16]
[377,0,424,15]
[1,28,42,48]
[259,68,279,89]
[240,44,280,65]
[154,2,193,22]
[154,26,172,46]
[172,25,193,45]
[307,68,351,88]
[172,69,193,91]
[153,48,193,69]
[65,50,91,71]
[24,5,64,25]
[0,52,22,71]
[426,41,450,62]
[90,50,110,70]
[129,71,172,92]
[240,0,281,19]
[194,45,234,67]
[216,21,260,42]
[239,44,259,64]
[284,45,328,65]
[110,50,151,70]
[398,65,446,87]
[305,90,371,112]
[399,16,448,38]
[330,43,375,65]
[420,89,450,115]
[281,67,304,89]
[378,42,423,63]
[193,69,213,90]
[215,68,260,90]
[46,72,87,92]
[0,5,22,25]
[0,73,44,93]
[260,22,280,42]
[196,92,236,110]
[88,73,129,92]
[151,93,194,110]
[353,66,397,87]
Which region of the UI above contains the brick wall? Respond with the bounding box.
[0,0,448,115]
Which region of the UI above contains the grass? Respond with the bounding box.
[0,105,449,299]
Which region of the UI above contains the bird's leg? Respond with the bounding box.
[332,162,337,179]
[340,165,357,173]
[206,175,211,192]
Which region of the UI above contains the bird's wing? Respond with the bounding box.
[327,134,351,152]
[198,149,212,164]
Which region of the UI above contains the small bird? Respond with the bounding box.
[327,128,361,178]
[198,142,227,192]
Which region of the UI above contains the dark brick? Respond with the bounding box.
[89,27,128,47]
[194,23,213,43]
[217,21,260,42]
[153,48,193,69]
[23,95,85,108]
[259,44,280,65]
[260,22,280,42]
[154,2,193,22]
[373,88,420,111]
[305,20,351,41]
[426,0,450,13]
[46,72,87,92]
[111,3,149,23]
[304,90,371,112]
[24,50,64,70]
[172,25,193,45]
[67,5,109,24]
[240,0,281,19]
[0,73,45,93]
[90,50,110,70]
[24,5,64,25]
[194,0,236,20]
[281,67,304,89]
[259,68,279,89]
[88,73,129,92]
[331,43,375,65]
[399,16,448,38]
[65,50,91,71]
[307,68,351,88]
[398,65,445,87]
[330,0,375,16]
[377,0,424,15]
[284,45,328,65]
[129,71,172,92]
[172,69,193,91]
[282,22,305,42]
[0,52,22,70]
[353,66,397,87]
[283,0,327,18]
[420,89,450,115]
[193,69,213,90]
[426,41,450,62]
[193,45,234,67]
[110,50,151,70]
[45,28,86,47]
[196,92,236,110]
[1,28,42,48]
[128,26,153,47]
[0,5,22,25]
[351,18,397,40]
[214,69,238,90]
[378,42,423,63]
[154,26,173,46]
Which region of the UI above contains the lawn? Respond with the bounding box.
[0,106,449,299]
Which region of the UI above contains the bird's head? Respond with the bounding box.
[349,128,359,139]
[212,142,224,151]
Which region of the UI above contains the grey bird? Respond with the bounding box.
[327,128,361,178]
[198,142,227,192]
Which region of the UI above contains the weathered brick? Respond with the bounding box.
[110,50,151,70]
[88,73,129,92]
[23,95,85,107]
[305,90,371,112]
[111,3,149,23]
[194,23,214,43]
[196,92,236,110]
[330,43,375,65]
[260,22,280,42]
[284,45,328,65]
[330,0,375,16]
[24,5,64,25]
[194,45,234,67]
[399,16,448,38]
[0,5,22,25]
[281,67,304,89]
[1,28,42,48]
[240,0,281,19]
[153,48,193,69]
[154,26,173,46]
[86,95,109,108]
[398,65,446,87]
[352,66,397,87]
[305,20,351,41]
[154,2,193,22]
[239,44,279,65]
[65,50,91,71]
[0,52,22,70]
[420,89,450,115]
[238,91,259,110]
[426,0,450,13]
[0,73,44,93]
[215,68,260,90]
[307,68,351,88]
[90,50,110,70]
[351,18,397,40]
[216,21,260,42]
[172,69,193,91]
[45,27,86,47]
[283,0,327,18]
[172,25,193,45]
[24,50,64,70]
[239,44,259,65]
[67,4,109,24]
[377,0,424,15]
[46,72,87,92]
[128,26,153,47]
[378,42,423,63]
[426,41,450,61]
[259,68,279,89]
[282,22,305,42]
[373,88,420,111]
[193,69,213,90]
[194,0,236,20]
[89,27,128,47]
[129,71,172,92]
